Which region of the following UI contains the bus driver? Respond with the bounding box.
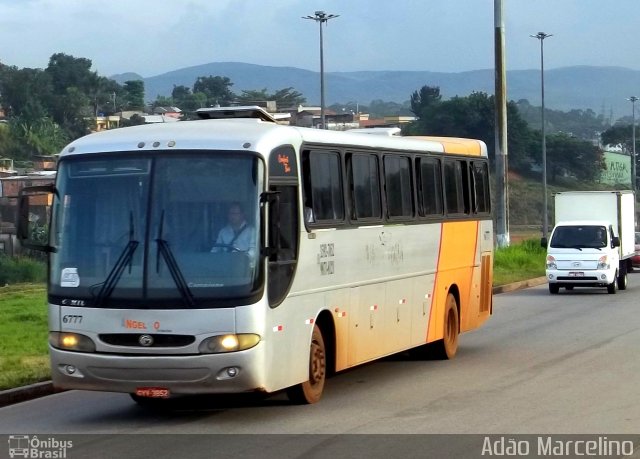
[211,202,255,256]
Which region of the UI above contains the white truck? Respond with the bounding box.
[543,190,636,294]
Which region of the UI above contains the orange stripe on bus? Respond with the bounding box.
[426,220,479,343]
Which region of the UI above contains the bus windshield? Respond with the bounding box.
[49,152,264,308]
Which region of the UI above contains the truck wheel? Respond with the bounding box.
[549,284,560,294]
[607,279,617,294]
[617,269,628,291]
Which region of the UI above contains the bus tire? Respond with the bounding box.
[431,293,459,360]
[286,324,326,404]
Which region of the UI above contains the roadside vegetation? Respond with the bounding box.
[494,238,546,286]
[0,283,48,390]
[0,253,46,285]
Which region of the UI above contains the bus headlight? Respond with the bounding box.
[597,255,610,269]
[546,255,557,270]
[198,334,260,354]
[49,332,96,352]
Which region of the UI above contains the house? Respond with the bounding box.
[152,106,183,119]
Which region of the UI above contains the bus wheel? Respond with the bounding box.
[427,293,459,360]
[287,324,326,404]
[441,293,459,359]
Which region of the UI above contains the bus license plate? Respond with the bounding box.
[135,387,170,398]
[568,272,584,277]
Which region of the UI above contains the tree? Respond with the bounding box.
[410,85,442,117]
[516,99,608,140]
[45,53,101,138]
[46,53,97,94]
[193,76,235,107]
[236,87,306,108]
[544,132,604,182]
[10,116,69,156]
[151,95,174,110]
[0,53,137,159]
[122,80,145,111]
[0,66,52,122]
[601,124,633,150]
[405,90,534,175]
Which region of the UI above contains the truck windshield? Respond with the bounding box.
[49,152,264,308]
[550,225,607,249]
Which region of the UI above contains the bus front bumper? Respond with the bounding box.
[50,345,267,395]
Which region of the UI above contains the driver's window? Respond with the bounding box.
[268,184,299,307]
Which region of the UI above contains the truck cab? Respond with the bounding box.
[544,220,625,294]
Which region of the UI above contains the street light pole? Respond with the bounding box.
[628,96,638,194]
[303,11,339,130]
[531,32,552,240]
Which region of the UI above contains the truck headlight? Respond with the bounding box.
[546,255,557,270]
[198,334,260,354]
[49,332,96,352]
[597,255,610,269]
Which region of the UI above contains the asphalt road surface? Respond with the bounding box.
[1,276,639,458]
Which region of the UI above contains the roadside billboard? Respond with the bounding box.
[600,149,631,185]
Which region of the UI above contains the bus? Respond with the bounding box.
[19,112,493,405]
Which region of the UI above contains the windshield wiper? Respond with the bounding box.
[95,212,138,307]
[156,211,196,308]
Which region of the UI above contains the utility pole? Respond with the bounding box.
[494,0,509,247]
[628,96,638,194]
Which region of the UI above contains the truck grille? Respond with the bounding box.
[557,276,598,281]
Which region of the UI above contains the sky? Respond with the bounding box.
[0,0,639,78]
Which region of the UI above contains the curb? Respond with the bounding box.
[492,276,547,294]
[0,381,60,408]
[1,277,548,408]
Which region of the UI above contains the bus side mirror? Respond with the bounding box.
[540,237,548,248]
[17,185,55,252]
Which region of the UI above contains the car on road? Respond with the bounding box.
[633,232,640,268]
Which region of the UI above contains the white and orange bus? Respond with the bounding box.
[19,110,493,405]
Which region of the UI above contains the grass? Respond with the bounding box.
[0,239,544,390]
[0,283,49,390]
[494,238,546,286]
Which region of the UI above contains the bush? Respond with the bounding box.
[0,254,46,285]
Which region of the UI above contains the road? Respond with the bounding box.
[1,276,639,457]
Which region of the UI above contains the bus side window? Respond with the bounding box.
[443,159,470,216]
[302,150,344,224]
[471,161,491,214]
[383,155,413,219]
[348,153,382,220]
[417,157,443,217]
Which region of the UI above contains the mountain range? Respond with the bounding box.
[112,62,640,120]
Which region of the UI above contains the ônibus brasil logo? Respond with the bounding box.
[8,435,73,458]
